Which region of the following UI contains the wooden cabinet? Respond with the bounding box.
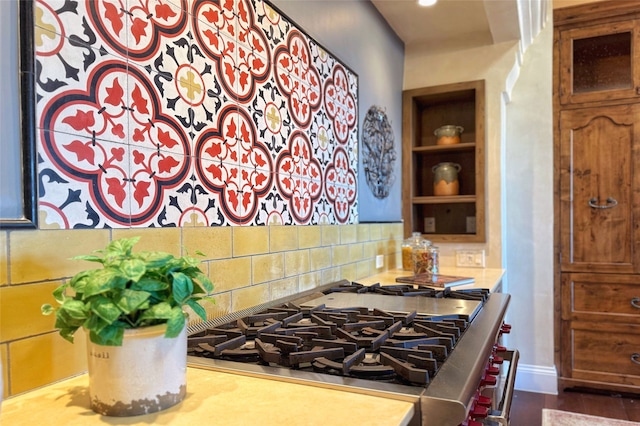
[402,80,485,242]
[559,105,640,274]
[561,273,640,323]
[561,273,640,390]
[559,20,640,106]
[555,2,640,394]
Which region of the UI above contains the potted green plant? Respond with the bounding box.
[41,236,214,417]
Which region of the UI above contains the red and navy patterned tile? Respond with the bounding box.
[274,129,323,225]
[38,129,134,228]
[35,5,128,138]
[254,180,292,226]
[188,33,231,142]
[233,0,272,105]
[250,79,291,163]
[325,146,358,224]
[192,0,242,104]
[196,107,273,223]
[183,155,231,227]
[251,0,290,48]
[34,0,359,228]
[323,63,358,147]
[195,156,253,225]
[309,39,332,84]
[272,28,322,132]
[309,108,335,168]
[39,60,132,147]
[125,63,191,155]
[127,144,191,227]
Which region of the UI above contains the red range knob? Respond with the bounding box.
[491,355,504,364]
[486,365,500,376]
[494,344,506,353]
[470,404,489,418]
[480,374,497,387]
[476,394,492,407]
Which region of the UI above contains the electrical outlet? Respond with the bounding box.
[375,254,384,269]
[466,216,476,233]
[456,250,485,268]
[424,217,435,233]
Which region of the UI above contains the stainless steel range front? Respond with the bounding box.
[187,281,518,426]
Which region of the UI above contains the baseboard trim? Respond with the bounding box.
[514,363,558,395]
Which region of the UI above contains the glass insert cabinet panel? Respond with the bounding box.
[560,20,640,104]
[573,32,631,93]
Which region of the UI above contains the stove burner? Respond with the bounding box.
[188,301,473,388]
[329,281,490,302]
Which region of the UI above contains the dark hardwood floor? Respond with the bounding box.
[509,388,640,425]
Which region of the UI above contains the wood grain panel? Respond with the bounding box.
[561,273,640,321]
[559,105,640,273]
[568,321,640,387]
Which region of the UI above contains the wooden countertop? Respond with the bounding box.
[1,367,415,425]
[357,267,505,293]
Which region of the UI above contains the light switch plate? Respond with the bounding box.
[375,254,384,269]
[456,250,485,268]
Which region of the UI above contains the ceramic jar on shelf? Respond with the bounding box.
[434,125,463,145]
[433,162,461,196]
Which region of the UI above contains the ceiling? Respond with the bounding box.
[371,1,611,52]
[370,0,522,52]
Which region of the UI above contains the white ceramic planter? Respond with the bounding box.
[86,324,187,416]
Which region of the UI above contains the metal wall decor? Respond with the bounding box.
[28,0,358,228]
[362,105,396,199]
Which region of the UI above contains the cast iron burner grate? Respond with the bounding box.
[188,302,472,387]
[325,281,490,302]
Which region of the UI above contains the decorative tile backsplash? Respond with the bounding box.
[33,0,358,228]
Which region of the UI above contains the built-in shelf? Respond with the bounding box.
[412,195,477,204]
[402,80,485,242]
[413,142,476,153]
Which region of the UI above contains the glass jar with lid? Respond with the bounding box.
[412,242,439,276]
[428,246,439,275]
[402,232,425,271]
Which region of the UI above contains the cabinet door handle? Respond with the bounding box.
[632,353,640,365]
[632,297,640,309]
[588,197,618,209]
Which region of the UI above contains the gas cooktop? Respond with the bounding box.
[187,280,513,426]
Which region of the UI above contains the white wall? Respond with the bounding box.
[404,40,521,269]
[504,9,556,394]
[404,6,556,393]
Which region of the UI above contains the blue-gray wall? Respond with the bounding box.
[0,1,22,219]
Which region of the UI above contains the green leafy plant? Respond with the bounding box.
[41,237,214,346]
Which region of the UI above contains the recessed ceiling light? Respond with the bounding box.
[418,0,437,6]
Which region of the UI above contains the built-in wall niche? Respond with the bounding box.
[402,80,486,242]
